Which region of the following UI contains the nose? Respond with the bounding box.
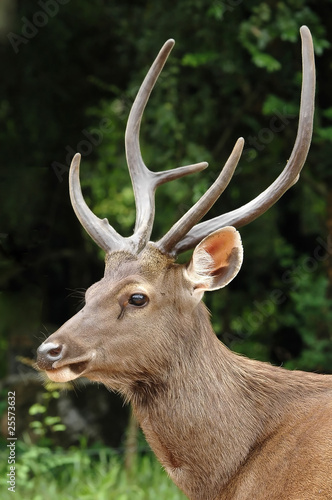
[37,342,64,370]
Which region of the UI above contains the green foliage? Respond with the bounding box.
[0,442,186,500]
[239,1,330,69]
[28,388,66,442]
[227,249,332,373]
[286,273,332,371]
[182,51,219,67]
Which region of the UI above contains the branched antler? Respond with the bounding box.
[69,40,208,254]
[69,26,315,258]
[158,26,315,255]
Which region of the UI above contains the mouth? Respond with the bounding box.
[45,355,94,383]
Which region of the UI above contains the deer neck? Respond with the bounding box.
[130,303,330,500]
[129,304,261,498]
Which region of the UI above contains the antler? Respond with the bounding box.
[69,40,209,254]
[69,26,315,258]
[157,25,315,255]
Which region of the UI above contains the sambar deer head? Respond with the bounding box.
[37,27,332,500]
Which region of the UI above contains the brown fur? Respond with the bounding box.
[37,244,332,500]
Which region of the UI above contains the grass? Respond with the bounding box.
[0,439,187,500]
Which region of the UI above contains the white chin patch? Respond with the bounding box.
[45,367,80,383]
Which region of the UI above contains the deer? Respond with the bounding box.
[36,26,332,500]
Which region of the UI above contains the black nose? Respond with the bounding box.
[37,342,64,370]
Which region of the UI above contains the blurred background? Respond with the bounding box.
[0,0,332,498]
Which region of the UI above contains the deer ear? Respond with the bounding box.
[186,226,243,292]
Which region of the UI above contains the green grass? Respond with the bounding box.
[0,440,186,500]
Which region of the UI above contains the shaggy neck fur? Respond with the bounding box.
[127,303,331,500]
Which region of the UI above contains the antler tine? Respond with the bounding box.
[69,153,126,252]
[125,39,208,252]
[171,25,315,255]
[157,137,244,255]
[70,42,208,255]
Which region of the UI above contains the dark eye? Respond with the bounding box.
[128,293,148,307]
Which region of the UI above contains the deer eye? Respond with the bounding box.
[128,293,148,307]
